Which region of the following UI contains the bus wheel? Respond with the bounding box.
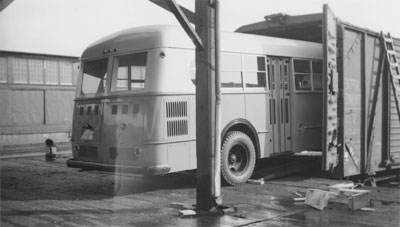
[221,131,256,186]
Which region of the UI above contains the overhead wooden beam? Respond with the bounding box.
[0,0,14,12]
[149,0,203,49]
[165,0,203,49]
[148,0,196,24]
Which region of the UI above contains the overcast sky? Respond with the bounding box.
[1,0,399,57]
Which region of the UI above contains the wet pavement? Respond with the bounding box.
[1,155,400,227]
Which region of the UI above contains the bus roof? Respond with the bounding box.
[82,24,322,60]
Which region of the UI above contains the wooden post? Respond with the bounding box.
[195,0,219,211]
[149,0,221,211]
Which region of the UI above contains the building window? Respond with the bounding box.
[72,62,79,85]
[45,60,59,85]
[29,59,44,84]
[13,58,28,83]
[1,54,76,86]
[0,57,7,83]
[59,61,73,85]
[293,59,322,91]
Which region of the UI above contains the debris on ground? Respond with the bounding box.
[170,202,193,210]
[360,207,376,212]
[292,191,306,202]
[295,182,373,211]
[305,189,330,210]
[178,209,196,217]
[247,178,265,185]
[294,197,306,202]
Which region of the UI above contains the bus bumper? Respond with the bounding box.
[66,158,171,175]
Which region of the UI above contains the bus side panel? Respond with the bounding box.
[291,93,323,152]
[245,93,272,158]
[221,93,246,127]
[161,95,196,172]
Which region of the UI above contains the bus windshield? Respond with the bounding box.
[81,58,108,96]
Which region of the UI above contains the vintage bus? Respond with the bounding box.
[67,24,323,185]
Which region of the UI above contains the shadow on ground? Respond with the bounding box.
[1,157,197,201]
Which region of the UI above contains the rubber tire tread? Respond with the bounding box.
[221,131,256,186]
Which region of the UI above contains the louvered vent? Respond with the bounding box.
[166,100,188,137]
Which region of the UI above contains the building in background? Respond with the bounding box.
[0,51,79,155]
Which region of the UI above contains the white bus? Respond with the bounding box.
[67,24,323,185]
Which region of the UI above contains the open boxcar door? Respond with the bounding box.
[322,4,340,174]
[322,4,400,177]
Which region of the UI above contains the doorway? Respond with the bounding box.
[268,57,291,153]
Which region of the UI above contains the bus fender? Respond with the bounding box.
[221,118,261,159]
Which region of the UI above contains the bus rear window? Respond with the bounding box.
[81,58,108,96]
[111,52,147,91]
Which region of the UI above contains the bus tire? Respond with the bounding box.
[221,131,256,186]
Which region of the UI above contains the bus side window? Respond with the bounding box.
[243,55,267,88]
[293,59,323,91]
[312,61,323,90]
[293,59,312,91]
[220,53,242,88]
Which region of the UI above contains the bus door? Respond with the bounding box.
[73,101,104,162]
[268,57,291,153]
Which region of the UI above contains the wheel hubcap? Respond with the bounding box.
[228,144,248,174]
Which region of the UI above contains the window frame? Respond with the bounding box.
[0,55,77,86]
[110,51,148,93]
[220,52,269,92]
[0,56,8,83]
[292,58,323,93]
[220,52,243,90]
[242,55,268,91]
[12,57,29,84]
[79,57,110,97]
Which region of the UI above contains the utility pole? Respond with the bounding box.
[195,0,221,211]
[149,0,221,211]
